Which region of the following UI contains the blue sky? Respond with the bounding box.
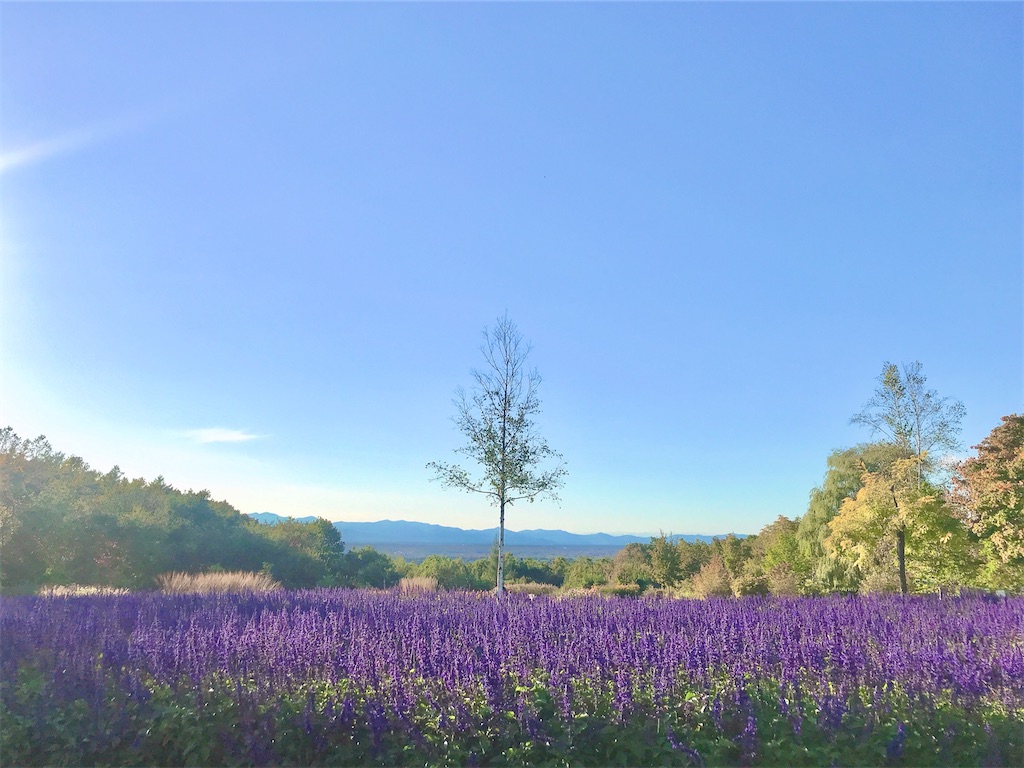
[1,3,1020,536]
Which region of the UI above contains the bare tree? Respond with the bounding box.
[427,315,566,594]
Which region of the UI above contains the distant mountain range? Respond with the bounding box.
[246,513,739,547]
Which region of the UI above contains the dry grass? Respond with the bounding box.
[557,586,604,599]
[37,584,131,597]
[156,571,282,594]
[505,582,558,597]
[398,576,438,594]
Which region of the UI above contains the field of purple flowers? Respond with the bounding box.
[2,591,1022,766]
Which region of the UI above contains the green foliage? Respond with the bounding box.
[413,555,488,591]
[609,534,688,591]
[711,535,752,581]
[344,547,401,588]
[797,443,904,594]
[732,516,814,596]
[0,428,347,593]
[7,415,1021,600]
[455,549,564,590]
[676,539,712,582]
[612,542,653,587]
[511,556,564,586]
[836,362,970,595]
[649,533,683,588]
[5,659,1017,767]
[732,572,770,596]
[851,361,965,465]
[260,517,348,588]
[562,556,611,590]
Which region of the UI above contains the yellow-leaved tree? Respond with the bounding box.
[825,456,977,593]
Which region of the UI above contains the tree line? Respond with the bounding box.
[0,425,624,594]
[1,362,1020,596]
[0,427,355,593]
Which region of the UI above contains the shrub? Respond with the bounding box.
[414,556,487,590]
[155,571,282,594]
[858,569,902,595]
[642,586,673,599]
[690,556,733,598]
[598,583,643,598]
[767,563,802,595]
[732,573,770,597]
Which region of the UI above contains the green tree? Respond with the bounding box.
[477,538,529,584]
[762,536,808,595]
[676,539,712,582]
[562,556,611,590]
[510,556,561,586]
[797,442,903,593]
[747,516,810,595]
[428,315,566,595]
[710,534,752,580]
[0,427,348,592]
[344,547,400,588]
[261,517,346,587]
[649,533,682,588]
[548,556,571,585]
[611,543,652,587]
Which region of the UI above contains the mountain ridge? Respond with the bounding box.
[246,513,743,547]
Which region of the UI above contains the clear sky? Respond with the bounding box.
[1,3,1020,536]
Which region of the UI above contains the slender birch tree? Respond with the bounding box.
[427,315,566,595]
[851,361,965,478]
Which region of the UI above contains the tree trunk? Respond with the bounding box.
[889,487,909,595]
[896,527,908,595]
[496,497,505,595]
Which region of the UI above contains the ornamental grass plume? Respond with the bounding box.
[155,570,282,594]
[37,584,131,596]
[398,576,438,594]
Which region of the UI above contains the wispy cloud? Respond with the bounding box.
[184,428,263,444]
[0,105,173,175]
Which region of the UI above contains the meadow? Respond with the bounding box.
[1,590,1022,767]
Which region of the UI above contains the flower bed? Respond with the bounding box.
[1,591,1021,766]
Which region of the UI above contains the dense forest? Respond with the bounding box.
[1,412,1021,596]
